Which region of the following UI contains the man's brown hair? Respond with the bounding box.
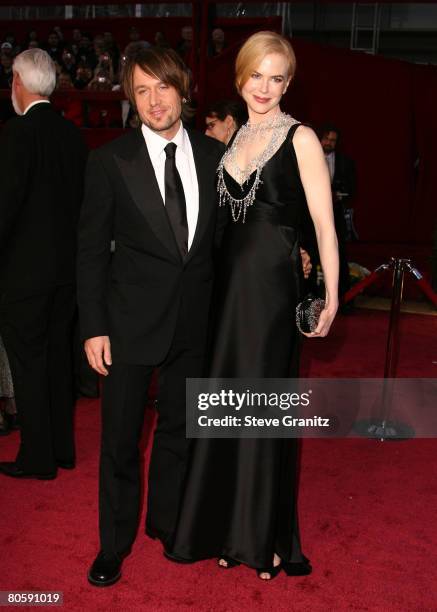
[122,45,191,112]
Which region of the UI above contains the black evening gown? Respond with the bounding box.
[169,122,308,569]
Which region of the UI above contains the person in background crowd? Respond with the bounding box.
[0,49,88,480]
[209,27,227,56]
[61,48,77,78]
[72,28,82,47]
[53,26,64,44]
[73,62,93,90]
[44,30,63,63]
[57,70,74,89]
[86,70,122,128]
[76,33,93,65]
[320,123,356,301]
[154,31,170,49]
[103,31,120,73]
[0,52,13,88]
[3,33,20,56]
[0,335,17,436]
[204,99,247,145]
[23,30,38,49]
[128,26,141,44]
[54,71,84,127]
[93,52,115,84]
[0,52,14,123]
[176,25,193,66]
[88,34,105,70]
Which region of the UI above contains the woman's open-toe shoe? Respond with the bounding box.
[256,563,282,581]
[218,556,241,569]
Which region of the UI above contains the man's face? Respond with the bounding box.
[212,29,224,43]
[181,26,193,42]
[76,66,92,81]
[321,131,338,154]
[48,33,59,48]
[133,65,182,140]
[58,73,73,89]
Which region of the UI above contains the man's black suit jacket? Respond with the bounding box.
[77,127,225,365]
[0,103,88,298]
[332,151,356,203]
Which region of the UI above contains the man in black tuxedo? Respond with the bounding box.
[77,46,225,587]
[0,49,87,479]
[320,124,357,298]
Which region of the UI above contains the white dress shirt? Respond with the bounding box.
[325,151,335,183]
[141,122,199,250]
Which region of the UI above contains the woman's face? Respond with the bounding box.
[205,114,233,144]
[240,52,290,119]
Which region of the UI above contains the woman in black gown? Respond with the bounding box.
[168,31,339,579]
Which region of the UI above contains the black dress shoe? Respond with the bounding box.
[4,412,19,430]
[57,460,76,470]
[0,461,56,480]
[88,551,122,587]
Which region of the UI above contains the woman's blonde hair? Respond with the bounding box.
[235,31,296,94]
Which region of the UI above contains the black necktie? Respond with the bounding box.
[164,142,188,259]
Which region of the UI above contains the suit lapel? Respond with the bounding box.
[185,129,217,264]
[114,129,181,262]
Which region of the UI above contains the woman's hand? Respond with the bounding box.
[302,303,338,338]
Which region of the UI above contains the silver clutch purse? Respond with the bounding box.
[296,294,325,334]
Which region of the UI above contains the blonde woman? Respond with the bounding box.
[169,31,339,580]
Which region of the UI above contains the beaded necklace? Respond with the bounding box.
[217,111,298,223]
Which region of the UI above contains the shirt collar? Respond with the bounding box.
[23,99,50,115]
[141,121,186,162]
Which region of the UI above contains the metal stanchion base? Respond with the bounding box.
[354,419,415,441]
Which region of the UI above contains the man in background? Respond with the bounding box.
[0,49,87,480]
[320,123,357,300]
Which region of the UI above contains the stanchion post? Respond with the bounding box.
[354,258,415,440]
[383,258,405,379]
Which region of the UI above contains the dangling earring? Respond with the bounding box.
[182,97,187,104]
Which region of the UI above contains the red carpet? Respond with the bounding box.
[1,310,436,611]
